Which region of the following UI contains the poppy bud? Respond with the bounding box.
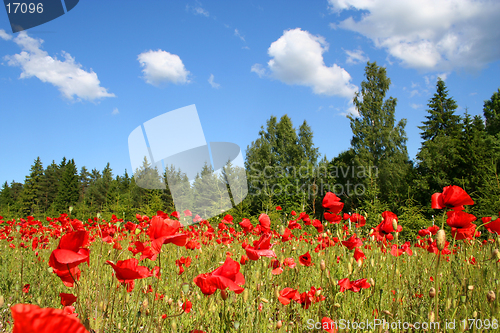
[436,230,446,251]
[261,297,269,303]
[276,320,283,329]
[493,249,500,260]
[168,298,173,306]
[473,311,478,318]
[234,321,240,330]
[487,290,496,302]
[370,278,375,287]
[315,289,322,297]
[334,303,341,308]
[429,287,436,298]
[429,311,435,322]
[320,259,326,271]
[171,321,177,330]
[347,262,353,274]
[383,310,393,317]
[446,298,452,310]
[221,289,228,301]
[468,285,474,291]
[392,219,398,232]
[243,289,249,302]
[142,299,149,310]
[0,295,3,308]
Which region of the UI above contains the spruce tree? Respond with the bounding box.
[19,157,44,216]
[53,159,80,213]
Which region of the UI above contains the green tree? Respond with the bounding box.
[18,157,44,216]
[40,161,59,213]
[348,62,410,213]
[53,159,79,213]
[414,78,462,212]
[484,88,500,137]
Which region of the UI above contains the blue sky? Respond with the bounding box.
[1,0,500,185]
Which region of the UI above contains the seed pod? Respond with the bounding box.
[276,320,283,329]
[0,295,4,308]
[429,287,436,298]
[429,311,435,322]
[436,230,446,251]
[221,289,228,301]
[243,289,249,302]
[168,298,173,306]
[487,290,496,302]
[493,249,500,260]
[392,219,398,232]
[369,278,375,287]
[261,297,269,303]
[320,259,326,271]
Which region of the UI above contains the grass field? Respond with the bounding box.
[0,189,499,332]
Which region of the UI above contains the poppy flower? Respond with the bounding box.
[281,228,292,242]
[297,286,325,309]
[182,300,192,313]
[321,317,339,333]
[299,251,313,266]
[60,293,77,307]
[258,214,271,233]
[11,304,89,333]
[245,234,276,260]
[341,235,363,250]
[147,216,188,254]
[350,213,366,228]
[278,287,300,305]
[322,192,344,214]
[239,218,253,233]
[432,185,474,211]
[446,211,476,228]
[353,248,366,263]
[283,257,296,268]
[483,215,500,234]
[106,258,153,292]
[48,230,90,287]
[324,212,342,224]
[451,223,477,240]
[193,257,245,295]
[276,206,282,211]
[338,278,371,292]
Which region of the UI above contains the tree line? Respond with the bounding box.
[1,62,499,236]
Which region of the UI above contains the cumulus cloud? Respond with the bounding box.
[0,29,12,41]
[344,48,368,64]
[112,108,119,115]
[410,103,422,109]
[3,32,115,101]
[254,28,358,98]
[137,50,190,86]
[328,0,500,72]
[250,63,266,78]
[208,74,220,88]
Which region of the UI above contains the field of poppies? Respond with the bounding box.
[0,186,499,332]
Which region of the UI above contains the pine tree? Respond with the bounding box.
[53,159,80,213]
[0,181,14,215]
[19,157,44,216]
[348,62,410,212]
[414,78,462,211]
[40,161,59,212]
[484,88,500,137]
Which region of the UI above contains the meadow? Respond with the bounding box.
[0,186,499,332]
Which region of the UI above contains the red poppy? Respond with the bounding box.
[11,304,89,333]
[278,287,300,305]
[22,284,30,294]
[322,317,339,333]
[446,211,476,228]
[60,293,77,307]
[299,251,313,266]
[338,278,371,292]
[324,212,342,224]
[451,223,477,240]
[147,216,188,254]
[283,257,296,268]
[193,257,245,295]
[182,300,192,313]
[239,218,253,233]
[322,192,344,214]
[432,185,474,211]
[483,216,500,234]
[341,235,363,250]
[297,286,325,309]
[106,258,153,292]
[353,248,366,263]
[281,228,292,242]
[245,234,276,260]
[276,206,282,211]
[372,211,401,240]
[222,214,234,224]
[48,230,90,287]
[258,214,271,233]
[350,213,366,228]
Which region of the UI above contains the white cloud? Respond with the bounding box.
[112,108,119,115]
[344,48,368,64]
[251,63,266,78]
[137,50,190,86]
[410,90,419,97]
[208,74,220,89]
[410,103,422,109]
[186,2,209,17]
[4,32,115,101]
[257,28,357,98]
[234,29,245,42]
[328,0,500,72]
[0,29,12,41]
